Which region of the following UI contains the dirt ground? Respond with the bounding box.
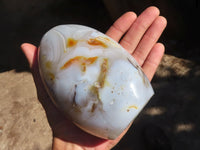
[1,0,200,150]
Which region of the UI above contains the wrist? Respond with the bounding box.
[52,137,84,150]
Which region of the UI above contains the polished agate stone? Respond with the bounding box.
[38,25,154,139]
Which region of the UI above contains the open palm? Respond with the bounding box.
[21,6,166,150]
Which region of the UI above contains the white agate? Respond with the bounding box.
[39,25,154,139]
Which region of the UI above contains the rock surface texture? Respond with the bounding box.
[0,71,52,150]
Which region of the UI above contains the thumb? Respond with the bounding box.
[21,43,38,68]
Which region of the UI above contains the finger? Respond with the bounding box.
[120,6,160,53]
[106,11,137,42]
[133,16,167,66]
[142,43,165,81]
[21,43,37,68]
[21,43,67,128]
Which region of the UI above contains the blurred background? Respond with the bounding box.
[0,0,200,150]
[0,0,199,72]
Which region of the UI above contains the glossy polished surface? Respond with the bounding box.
[39,25,154,139]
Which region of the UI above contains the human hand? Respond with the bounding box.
[21,6,166,150]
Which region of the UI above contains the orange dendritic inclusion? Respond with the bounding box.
[60,56,98,72]
[67,37,108,48]
[128,105,138,109]
[67,38,78,48]
[88,38,107,48]
[127,105,138,112]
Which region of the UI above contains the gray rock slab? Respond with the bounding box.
[0,70,52,150]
